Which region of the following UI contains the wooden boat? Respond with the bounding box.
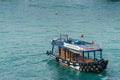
[46,34,108,73]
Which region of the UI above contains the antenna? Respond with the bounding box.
[80,34,84,44]
[65,34,68,40]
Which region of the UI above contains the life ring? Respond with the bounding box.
[83,68,85,71]
[86,68,89,72]
[84,63,87,66]
[79,68,82,71]
[88,65,91,69]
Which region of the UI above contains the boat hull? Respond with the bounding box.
[46,51,108,74]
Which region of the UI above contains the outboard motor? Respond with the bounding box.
[46,50,50,55]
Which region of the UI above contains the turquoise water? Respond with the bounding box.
[0,0,120,80]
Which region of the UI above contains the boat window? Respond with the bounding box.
[84,52,89,58]
[69,50,81,62]
[95,51,101,60]
[53,46,59,57]
[88,52,94,59]
[86,51,101,60]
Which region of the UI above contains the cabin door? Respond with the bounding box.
[59,47,70,60]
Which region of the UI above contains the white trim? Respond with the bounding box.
[64,42,81,51]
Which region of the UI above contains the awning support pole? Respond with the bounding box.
[82,52,84,62]
[94,51,96,61]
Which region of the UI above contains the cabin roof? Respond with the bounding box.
[51,38,102,52]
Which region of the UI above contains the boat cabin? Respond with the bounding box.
[51,35,102,63]
[46,34,108,73]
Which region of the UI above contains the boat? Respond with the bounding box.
[46,34,108,73]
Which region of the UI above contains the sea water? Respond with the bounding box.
[0,0,120,80]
